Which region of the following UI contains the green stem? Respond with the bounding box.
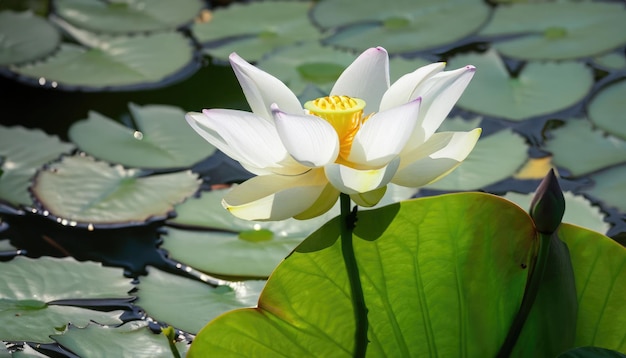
[340,193,368,358]
[497,232,552,358]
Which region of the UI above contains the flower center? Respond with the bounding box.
[304,95,367,160]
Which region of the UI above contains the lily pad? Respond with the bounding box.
[504,191,610,234]
[583,164,626,213]
[192,2,321,62]
[594,52,626,70]
[314,0,490,54]
[54,0,203,34]
[0,256,131,343]
[31,155,200,225]
[588,80,626,141]
[0,11,60,66]
[480,2,626,60]
[10,31,194,90]
[68,104,216,169]
[52,321,188,358]
[544,119,626,177]
[425,128,528,190]
[448,49,593,121]
[188,193,538,356]
[162,227,304,278]
[136,267,264,334]
[559,224,626,352]
[0,126,74,207]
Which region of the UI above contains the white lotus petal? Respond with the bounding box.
[379,62,445,111]
[350,186,387,207]
[294,183,340,220]
[330,47,390,114]
[229,52,303,120]
[186,110,306,176]
[272,105,339,167]
[392,129,481,187]
[223,169,330,221]
[348,98,421,168]
[325,157,400,195]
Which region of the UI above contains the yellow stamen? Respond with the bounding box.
[305,95,367,160]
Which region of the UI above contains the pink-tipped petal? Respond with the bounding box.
[379,62,445,111]
[229,53,303,120]
[330,47,390,114]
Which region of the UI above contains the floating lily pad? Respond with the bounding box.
[314,0,490,54]
[448,49,593,121]
[480,2,626,60]
[594,52,626,70]
[0,126,74,207]
[504,191,610,234]
[54,0,203,34]
[583,164,626,213]
[0,240,16,251]
[11,31,194,90]
[0,256,131,343]
[53,321,188,358]
[425,128,528,190]
[544,119,626,177]
[136,267,264,334]
[588,80,626,141]
[162,227,304,278]
[0,11,60,66]
[69,104,215,169]
[192,2,321,62]
[31,155,200,225]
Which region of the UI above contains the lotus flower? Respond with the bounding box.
[186,47,481,221]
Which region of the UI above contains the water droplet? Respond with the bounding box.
[133,131,143,140]
[61,219,68,226]
[69,221,77,227]
[42,210,49,216]
[38,77,46,85]
[51,81,58,88]
[31,208,37,213]
[56,218,62,223]
[200,274,208,281]
[185,266,192,273]
[176,263,182,269]
[87,223,94,231]
[253,223,262,231]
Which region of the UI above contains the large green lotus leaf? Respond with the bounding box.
[559,347,626,358]
[54,0,203,34]
[447,49,593,121]
[504,191,610,235]
[192,2,320,62]
[559,224,626,351]
[31,155,200,224]
[480,2,626,60]
[0,11,60,65]
[136,267,264,334]
[588,80,626,141]
[583,164,626,213]
[314,0,489,54]
[544,119,626,177]
[0,256,131,343]
[162,227,304,278]
[68,104,215,169]
[0,126,74,207]
[11,32,193,90]
[52,321,188,358]
[188,193,538,357]
[425,128,528,190]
